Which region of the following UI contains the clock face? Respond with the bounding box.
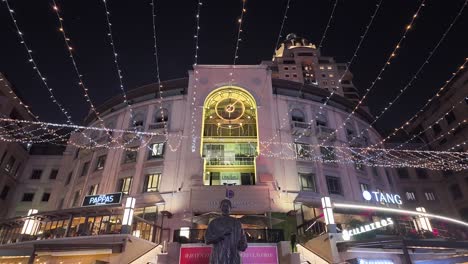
[215,97,245,121]
[204,88,256,131]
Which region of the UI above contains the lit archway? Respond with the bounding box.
[201,86,259,186]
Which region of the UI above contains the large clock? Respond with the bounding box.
[215,97,245,121]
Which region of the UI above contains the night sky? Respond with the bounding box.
[0,0,467,134]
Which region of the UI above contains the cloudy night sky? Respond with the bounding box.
[0,0,466,133]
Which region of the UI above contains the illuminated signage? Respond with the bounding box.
[362,191,402,205]
[82,192,123,207]
[342,218,393,241]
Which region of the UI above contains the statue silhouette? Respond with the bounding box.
[205,199,248,264]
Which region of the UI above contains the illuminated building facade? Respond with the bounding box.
[0,38,467,263]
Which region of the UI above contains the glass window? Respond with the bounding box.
[117,177,133,194]
[432,124,442,135]
[405,191,417,201]
[42,192,51,202]
[65,172,72,185]
[326,176,342,195]
[424,191,437,201]
[320,147,335,161]
[88,184,99,195]
[154,108,168,123]
[95,155,106,171]
[445,111,456,124]
[148,143,165,160]
[291,109,305,122]
[416,168,428,179]
[71,191,81,207]
[360,183,369,192]
[22,193,35,202]
[49,169,59,179]
[123,149,138,163]
[295,143,312,159]
[397,168,409,179]
[30,170,42,179]
[131,113,145,129]
[0,186,10,200]
[81,162,90,176]
[299,173,316,191]
[450,184,463,200]
[144,174,161,192]
[352,153,364,170]
[4,156,15,173]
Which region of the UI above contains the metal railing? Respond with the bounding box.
[205,157,254,166]
[173,228,284,244]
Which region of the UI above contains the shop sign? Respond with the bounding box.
[362,191,402,205]
[342,218,394,241]
[348,259,394,264]
[82,192,123,207]
[179,245,278,264]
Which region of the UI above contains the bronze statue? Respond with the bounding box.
[205,199,248,264]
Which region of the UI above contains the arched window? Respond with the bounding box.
[130,113,145,129]
[345,122,356,140]
[154,108,168,123]
[316,112,328,127]
[291,109,305,122]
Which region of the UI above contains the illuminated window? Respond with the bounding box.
[405,191,416,201]
[144,174,161,192]
[319,66,325,70]
[88,184,99,195]
[117,177,132,194]
[295,143,312,159]
[95,155,106,171]
[360,183,369,192]
[329,74,334,77]
[424,191,436,201]
[327,66,332,70]
[148,143,165,160]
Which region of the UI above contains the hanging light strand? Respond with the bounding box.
[318,0,339,49]
[319,0,427,144]
[348,0,468,147]
[273,0,292,54]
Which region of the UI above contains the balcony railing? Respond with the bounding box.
[291,121,312,136]
[205,157,254,166]
[173,228,284,244]
[315,125,336,140]
[148,122,166,130]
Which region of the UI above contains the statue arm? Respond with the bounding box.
[237,225,248,252]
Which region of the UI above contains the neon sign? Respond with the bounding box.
[362,191,402,205]
[342,218,393,241]
[82,192,123,207]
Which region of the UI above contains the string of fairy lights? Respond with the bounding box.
[1,116,466,171]
[318,0,339,49]
[262,0,384,147]
[0,1,466,171]
[371,58,468,148]
[318,0,428,144]
[347,0,468,147]
[190,0,204,153]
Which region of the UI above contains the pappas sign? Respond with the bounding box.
[82,192,123,207]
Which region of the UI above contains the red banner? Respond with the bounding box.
[179,245,278,264]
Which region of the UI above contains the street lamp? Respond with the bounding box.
[122,197,136,234]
